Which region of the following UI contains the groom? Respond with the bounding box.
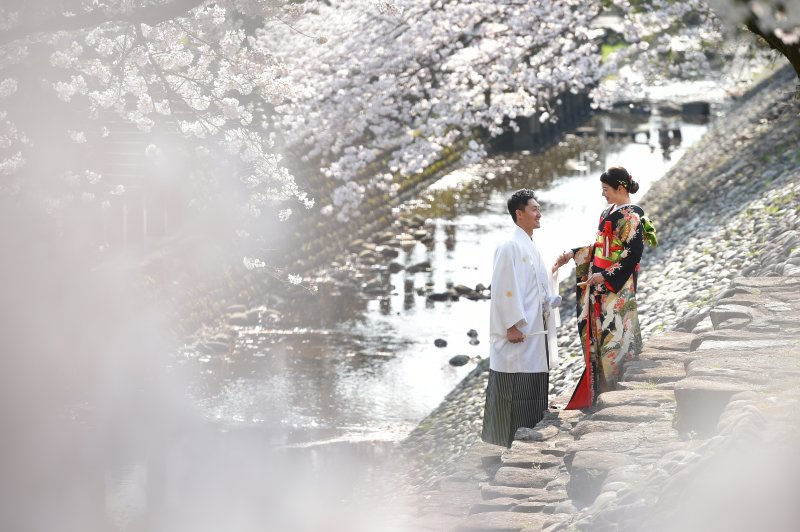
[481,189,561,448]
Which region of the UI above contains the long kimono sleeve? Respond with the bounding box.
[572,246,594,282]
[549,268,561,328]
[601,210,644,293]
[490,242,527,332]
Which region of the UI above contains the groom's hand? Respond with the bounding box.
[553,251,570,272]
[507,325,524,343]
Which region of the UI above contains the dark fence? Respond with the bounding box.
[487,91,593,153]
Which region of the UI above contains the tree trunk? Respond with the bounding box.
[746,18,800,96]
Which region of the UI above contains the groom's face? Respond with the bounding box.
[516,199,541,230]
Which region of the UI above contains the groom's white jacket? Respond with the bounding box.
[489,225,560,373]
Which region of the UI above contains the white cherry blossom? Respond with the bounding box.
[0,0,795,227]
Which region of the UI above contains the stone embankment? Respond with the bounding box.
[388,65,800,531]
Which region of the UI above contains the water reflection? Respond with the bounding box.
[180,113,709,450]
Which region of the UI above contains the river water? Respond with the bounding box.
[176,113,709,454]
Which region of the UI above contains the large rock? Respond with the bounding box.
[621,360,686,383]
[603,464,649,486]
[590,405,664,423]
[515,425,560,442]
[751,315,800,330]
[493,467,557,489]
[468,497,519,515]
[567,451,634,503]
[570,421,636,440]
[501,442,563,469]
[596,390,675,410]
[732,277,800,291]
[691,329,776,345]
[686,361,770,385]
[694,338,795,352]
[510,501,551,513]
[527,490,569,503]
[535,409,587,430]
[374,231,394,243]
[636,349,693,364]
[552,500,579,515]
[564,432,641,468]
[441,478,481,492]
[616,381,675,391]
[464,441,506,468]
[481,486,554,501]
[450,355,470,366]
[709,305,756,329]
[227,311,259,326]
[683,348,800,378]
[379,247,400,258]
[388,262,405,273]
[673,377,752,436]
[717,293,776,307]
[455,512,551,532]
[347,239,365,251]
[421,489,486,512]
[646,331,697,351]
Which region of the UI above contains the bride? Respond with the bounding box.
[552,166,657,409]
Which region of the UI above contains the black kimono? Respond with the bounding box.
[566,204,645,409]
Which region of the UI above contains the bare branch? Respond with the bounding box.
[0,0,206,47]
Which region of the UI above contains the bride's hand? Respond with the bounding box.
[587,273,605,285]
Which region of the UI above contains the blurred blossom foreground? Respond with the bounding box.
[1,0,799,531]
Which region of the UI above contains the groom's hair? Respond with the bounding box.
[507,189,537,223]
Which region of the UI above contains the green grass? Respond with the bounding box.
[601,43,628,63]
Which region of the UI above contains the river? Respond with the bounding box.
[176,112,709,453]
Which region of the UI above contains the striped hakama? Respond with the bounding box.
[480,370,549,448]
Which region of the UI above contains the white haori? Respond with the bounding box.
[489,225,561,373]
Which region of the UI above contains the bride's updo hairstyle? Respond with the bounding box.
[600,166,640,194]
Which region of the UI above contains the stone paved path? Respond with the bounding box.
[391,275,800,531]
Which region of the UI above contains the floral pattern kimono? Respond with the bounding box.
[566,204,649,410]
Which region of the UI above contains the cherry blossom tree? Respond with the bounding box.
[0,0,313,227]
[264,0,797,222]
[0,0,797,232]
[717,0,800,86]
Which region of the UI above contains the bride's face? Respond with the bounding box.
[601,182,625,205]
